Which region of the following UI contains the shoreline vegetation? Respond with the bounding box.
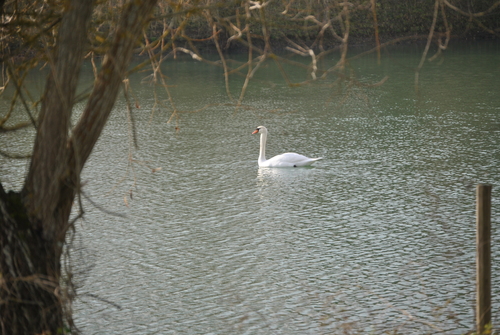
[2,0,499,63]
[143,0,500,53]
[145,0,499,54]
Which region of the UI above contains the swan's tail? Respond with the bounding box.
[301,157,322,166]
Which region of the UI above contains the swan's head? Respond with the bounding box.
[252,126,267,135]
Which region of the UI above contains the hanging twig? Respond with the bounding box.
[371,0,381,65]
[429,1,451,62]
[6,64,37,129]
[211,21,234,101]
[284,36,318,80]
[122,79,139,150]
[415,0,440,93]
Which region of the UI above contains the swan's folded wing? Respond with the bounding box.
[264,153,322,167]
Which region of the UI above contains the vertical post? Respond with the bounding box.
[476,184,492,334]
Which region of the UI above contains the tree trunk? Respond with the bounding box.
[0,0,158,333]
[1,1,93,332]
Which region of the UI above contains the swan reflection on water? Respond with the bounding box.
[256,165,319,190]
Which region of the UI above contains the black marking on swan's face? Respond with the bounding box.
[252,128,260,135]
[293,165,297,167]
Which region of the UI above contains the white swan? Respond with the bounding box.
[252,126,322,167]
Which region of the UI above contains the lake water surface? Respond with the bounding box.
[1,41,499,334]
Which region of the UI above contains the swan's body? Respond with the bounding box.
[252,126,322,168]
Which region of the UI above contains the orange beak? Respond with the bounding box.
[252,129,259,134]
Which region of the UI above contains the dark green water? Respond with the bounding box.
[1,41,499,334]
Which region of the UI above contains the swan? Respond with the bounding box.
[252,126,322,167]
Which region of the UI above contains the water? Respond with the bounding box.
[1,41,500,334]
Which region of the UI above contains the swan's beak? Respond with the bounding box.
[252,129,259,134]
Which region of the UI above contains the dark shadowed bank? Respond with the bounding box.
[144,0,499,54]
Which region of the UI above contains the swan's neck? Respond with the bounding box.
[259,132,267,164]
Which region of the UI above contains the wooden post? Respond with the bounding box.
[476,184,492,334]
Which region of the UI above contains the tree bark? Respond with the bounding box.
[1,0,158,333]
[1,1,94,332]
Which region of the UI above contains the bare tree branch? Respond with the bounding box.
[415,0,440,93]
